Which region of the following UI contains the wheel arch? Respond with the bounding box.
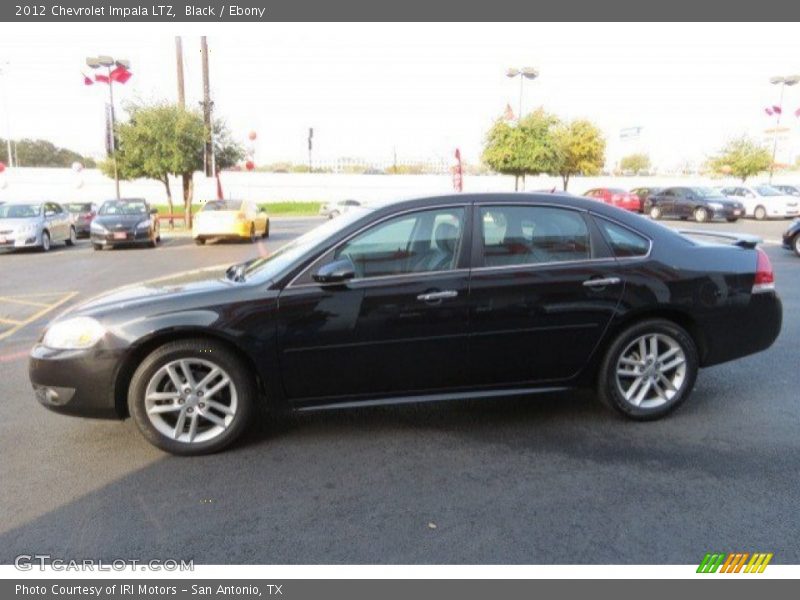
[112,328,268,418]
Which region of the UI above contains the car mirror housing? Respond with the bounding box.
[313,257,356,284]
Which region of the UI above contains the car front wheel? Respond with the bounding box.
[66,226,77,246]
[128,339,255,455]
[754,206,767,221]
[694,207,709,223]
[40,230,51,252]
[597,319,698,420]
[793,234,800,257]
[649,206,661,220]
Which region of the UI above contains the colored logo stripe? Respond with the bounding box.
[697,552,773,573]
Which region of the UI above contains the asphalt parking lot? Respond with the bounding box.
[0,215,798,565]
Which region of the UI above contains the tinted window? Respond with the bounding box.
[0,204,41,218]
[479,206,590,267]
[66,203,93,213]
[203,200,244,211]
[99,200,147,216]
[596,218,650,258]
[754,185,781,196]
[336,207,465,278]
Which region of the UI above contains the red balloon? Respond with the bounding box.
[0,162,5,173]
[245,160,255,171]
[248,131,257,141]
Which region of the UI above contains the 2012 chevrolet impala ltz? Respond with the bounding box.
[29,193,782,455]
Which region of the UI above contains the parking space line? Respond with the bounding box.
[0,296,51,308]
[0,317,23,325]
[0,291,78,343]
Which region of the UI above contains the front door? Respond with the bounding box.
[277,205,472,405]
[468,204,624,386]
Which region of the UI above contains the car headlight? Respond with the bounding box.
[708,202,724,209]
[16,223,36,234]
[90,221,108,233]
[42,317,106,350]
[136,219,151,230]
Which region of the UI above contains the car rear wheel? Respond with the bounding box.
[128,339,255,455]
[262,221,270,238]
[649,206,661,220]
[249,224,256,243]
[694,207,709,223]
[40,231,51,252]
[754,205,767,220]
[597,319,698,420]
[793,234,800,257]
[65,226,77,246]
[92,243,102,251]
[194,238,206,245]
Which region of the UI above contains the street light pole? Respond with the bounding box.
[506,67,539,121]
[0,63,14,168]
[768,75,800,183]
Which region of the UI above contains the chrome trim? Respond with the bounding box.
[417,290,458,301]
[290,268,470,289]
[583,277,621,287]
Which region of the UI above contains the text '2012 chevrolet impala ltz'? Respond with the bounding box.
[29,193,782,455]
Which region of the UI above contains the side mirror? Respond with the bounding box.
[45,210,55,217]
[313,257,356,284]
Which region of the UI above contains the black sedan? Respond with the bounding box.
[90,198,161,250]
[30,193,782,455]
[782,219,800,256]
[644,186,745,222]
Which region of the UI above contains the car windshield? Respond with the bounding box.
[689,187,722,198]
[99,200,148,216]
[754,186,782,196]
[203,200,243,211]
[0,204,41,218]
[66,203,93,213]
[243,207,372,280]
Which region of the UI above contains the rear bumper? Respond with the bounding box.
[701,291,782,367]
[193,222,251,239]
[29,344,124,419]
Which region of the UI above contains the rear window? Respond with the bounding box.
[66,203,93,213]
[203,200,243,211]
[596,218,650,258]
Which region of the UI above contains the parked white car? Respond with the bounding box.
[319,198,361,219]
[718,185,800,220]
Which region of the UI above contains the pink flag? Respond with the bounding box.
[772,105,782,114]
[503,104,515,121]
[109,66,132,84]
[765,107,773,116]
[795,107,800,117]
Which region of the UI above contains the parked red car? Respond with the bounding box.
[583,188,641,212]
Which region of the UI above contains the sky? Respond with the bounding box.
[1,22,799,170]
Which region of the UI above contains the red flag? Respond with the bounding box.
[452,148,463,192]
[772,105,782,114]
[765,107,773,116]
[95,73,110,84]
[82,73,94,86]
[503,103,515,122]
[109,66,132,84]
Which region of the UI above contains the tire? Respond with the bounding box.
[92,243,102,251]
[649,206,661,220]
[128,338,256,456]
[40,230,51,252]
[694,207,709,223]
[249,224,256,243]
[793,234,800,257]
[597,318,699,421]
[65,226,77,246]
[726,217,739,223]
[194,238,206,246]
[754,205,767,221]
[262,221,270,239]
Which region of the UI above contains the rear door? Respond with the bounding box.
[277,204,473,404]
[467,203,624,386]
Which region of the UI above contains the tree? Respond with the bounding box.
[101,102,243,226]
[1,138,95,168]
[707,136,772,182]
[619,153,651,174]
[482,108,559,190]
[550,119,606,191]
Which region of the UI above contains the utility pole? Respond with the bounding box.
[0,63,14,168]
[200,36,214,177]
[308,127,314,173]
[175,36,185,108]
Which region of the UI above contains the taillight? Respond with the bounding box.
[753,248,775,293]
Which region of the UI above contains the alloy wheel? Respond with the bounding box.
[144,358,238,444]
[649,207,661,220]
[41,231,51,252]
[755,206,767,221]
[615,333,687,410]
[694,208,708,222]
[794,235,800,257]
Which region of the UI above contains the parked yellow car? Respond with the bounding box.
[193,200,269,245]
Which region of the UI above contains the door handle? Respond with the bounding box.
[582,277,621,288]
[417,290,458,302]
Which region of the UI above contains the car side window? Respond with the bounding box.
[336,207,465,279]
[479,205,590,267]
[596,218,650,258]
[663,189,674,197]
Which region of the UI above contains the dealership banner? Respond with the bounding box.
[3,0,800,21]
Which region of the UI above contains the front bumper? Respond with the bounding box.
[29,343,125,419]
[0,231,41,249]
[91,229,152,246]
[710,206,744,220]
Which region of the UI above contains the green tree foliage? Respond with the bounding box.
[0,138,95,168]
[707,136,772,182]
[101,102,243,225]
[551,119,606,190]
[619,153,651,174]
[482,108,560,190]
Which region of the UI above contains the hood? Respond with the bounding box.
[0,216,40,231]
[67,265,238,317]
[94,214,149,228]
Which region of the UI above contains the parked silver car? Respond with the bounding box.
[0,201,77,252]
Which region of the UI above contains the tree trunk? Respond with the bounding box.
[562,174,570,191]
[514,174,519,191]
[182,173,194,229]
[521,174,526,191]
[163,177,174,230]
